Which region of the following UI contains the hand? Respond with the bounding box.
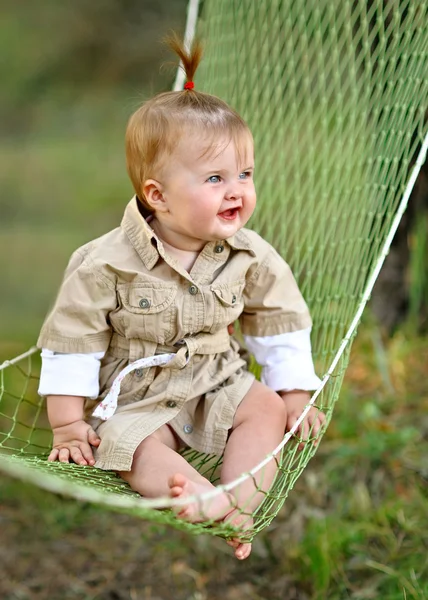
[279,390,325,450]
[48,420,101,466]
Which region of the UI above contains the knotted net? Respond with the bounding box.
[1,0,427,541]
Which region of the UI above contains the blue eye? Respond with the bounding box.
[208,175,221,183]
[239,171,251,179]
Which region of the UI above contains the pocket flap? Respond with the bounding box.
[123,285,177,313]
[211,282,245,307]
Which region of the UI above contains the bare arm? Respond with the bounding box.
[47,395,100,466]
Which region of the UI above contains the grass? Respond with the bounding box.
[1,323,427,600]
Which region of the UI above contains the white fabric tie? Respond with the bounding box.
[92,353,176,421]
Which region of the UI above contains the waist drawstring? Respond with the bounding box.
[92,344,191,421]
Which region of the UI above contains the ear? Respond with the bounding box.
[143,179,168,213]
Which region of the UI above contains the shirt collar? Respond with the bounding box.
[121,197,160,270]
[225,230,256,256]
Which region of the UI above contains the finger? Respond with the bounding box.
[295,419,310,451]
[80,443,96,466]
[307,411,319,436]
[288,416,306,450]
[48,448,59,462]
[286,415,298,433]
[299,418,310,441]
[227,323,235,335]
[307,409,317,427]
[313,415,327,444]
[310,408,326,424]
[58,447,71,463]
[69,446,88,466]
[87,428,101,447]
[311,416,321,437]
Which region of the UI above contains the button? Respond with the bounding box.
[183,424,193,434]
[188,285,198,295]
[214,245,224,254]
[139,298,150,309]
[135,368,144,377]
[166,400,177,408]
[231,294,237,304]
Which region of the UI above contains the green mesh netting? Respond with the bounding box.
[1,0,427,541]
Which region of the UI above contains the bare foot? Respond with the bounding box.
[225,509,254,560]
[168,473,236,522]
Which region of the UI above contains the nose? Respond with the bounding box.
[224,182,241,200]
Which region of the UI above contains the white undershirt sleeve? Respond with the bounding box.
[38,349,105,398]
[243,328,322,392]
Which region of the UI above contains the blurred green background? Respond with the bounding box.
[1,0,187,349]
[1,2,427,599]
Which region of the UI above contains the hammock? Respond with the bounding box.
[1,0,428,542]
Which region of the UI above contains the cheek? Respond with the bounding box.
[245,187,257,209]
[193,193,218,218]
[177,192,200,217]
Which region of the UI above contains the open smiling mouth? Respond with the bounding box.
[218,207,240,220]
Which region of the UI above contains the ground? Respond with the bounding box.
[1,326,427,600]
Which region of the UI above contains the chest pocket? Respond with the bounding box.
[210,280,245,333]
[118,283,177,344]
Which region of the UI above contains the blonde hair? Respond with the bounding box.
[125,33,252,211]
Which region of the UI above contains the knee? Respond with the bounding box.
[264,390,287,426]
[236,386,287,429]
[135,424,180,455]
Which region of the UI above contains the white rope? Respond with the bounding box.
[173,0,200,91]
[0,346,38,371]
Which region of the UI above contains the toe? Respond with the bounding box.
[235,542,252,560]
[168,473,184,488]
[169,485,184,497]
[168,473,190,494]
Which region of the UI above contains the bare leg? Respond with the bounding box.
[118,425,235,522]
[221,380,287,560]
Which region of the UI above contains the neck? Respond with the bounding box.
[150,217,205,252]
[150,218,202,271]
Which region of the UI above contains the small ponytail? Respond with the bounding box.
[165,32,203,90]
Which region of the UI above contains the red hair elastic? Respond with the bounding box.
[184,81,195,90]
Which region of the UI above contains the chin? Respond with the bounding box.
[218,225,241,239]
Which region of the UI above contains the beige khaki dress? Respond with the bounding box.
[38,198,312,471]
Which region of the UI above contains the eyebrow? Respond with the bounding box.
[202,165,254,175]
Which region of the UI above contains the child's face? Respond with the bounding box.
[145,133,256,250]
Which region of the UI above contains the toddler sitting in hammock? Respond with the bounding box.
[38,36,323,560]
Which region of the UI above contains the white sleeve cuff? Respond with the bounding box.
[244,328,322,392]
[38,349,105,399]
